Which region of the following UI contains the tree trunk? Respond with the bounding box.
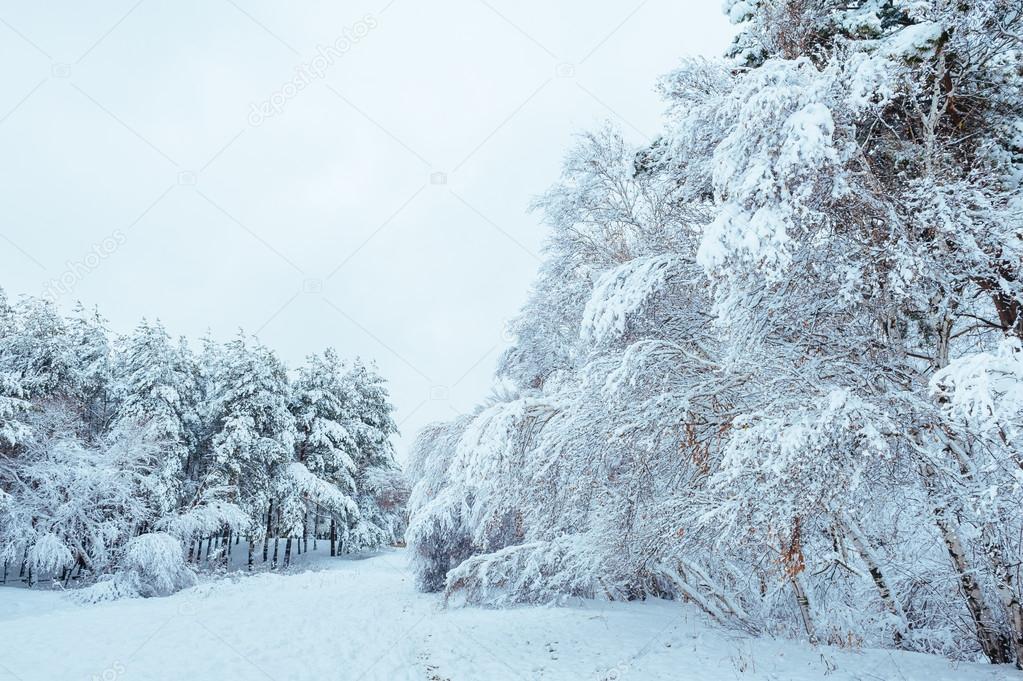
[272,508,281,569]
[983,527,1023,668]
[790,575,817,644]
[263,499,274,563]
[247,535,254,571]
[840,514,908,646]
[302,510,309,554]
[284,536,293,569]
[330,518,337,557]
[923,311,1012,664]
[979,271,1023,340]
[205,536,213,563]
[932,500,1010,663]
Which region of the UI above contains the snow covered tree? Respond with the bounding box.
[406,1,1023,668]
[0,290,398,594]
[686,0,1023,663]
[0,421,167,587]
[0,372,29,456]
[341,359,403,551]
[65,303,114,439]
[110,319,194,513]
[0,296,76,403]
[291,348,360,555]
[208,334,297,566]
[0,290,30,455]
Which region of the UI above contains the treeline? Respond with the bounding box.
[407,0,1023,669]
[0,289,405,599]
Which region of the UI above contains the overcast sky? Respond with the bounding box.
[0,0,732,456]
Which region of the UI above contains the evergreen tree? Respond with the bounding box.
[0,291,399,595]
[291,349,360,551]
[210,334,297,559]
[342,359,403,550]
[110,319,192,512]
[66,303,113,439]
[0,372,30,456]
[0,297,75,402]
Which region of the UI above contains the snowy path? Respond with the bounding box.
[0,550,1018,681]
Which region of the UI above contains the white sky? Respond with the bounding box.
[0,0,732,457]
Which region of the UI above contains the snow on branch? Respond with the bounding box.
[580,254,687,346]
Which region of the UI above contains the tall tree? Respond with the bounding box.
[407,1,1023,668]
[110,319,193,513]
[209,334,297,559]
[342,359,402,550]
[66,303,113,440]
[291,349,361,551]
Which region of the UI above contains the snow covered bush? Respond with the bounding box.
[117,533,196,597]
[72,532,197,603]
[406,416,475,592]
[26,533,74,577]
[73,533,195,603]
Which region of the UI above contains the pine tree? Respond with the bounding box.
[210,334,297,561]
[66,303,113,440]
[341,359,403,551]
[0,291,397,594]
[291,349,360,550]
[0,296,75,402]
[0,372,30,456]
[110,319,192,513]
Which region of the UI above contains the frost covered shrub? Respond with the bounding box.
[407,499,474,593]
[118,533,196,597]
[406,417,475,592]
[26,533,74,576]
[75,533,197,603]
[444,537,602,607]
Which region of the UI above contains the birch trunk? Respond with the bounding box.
[983,527,1023,668]
[931,499,1010,664]
[790,574,817,644]
[840,514,908,646]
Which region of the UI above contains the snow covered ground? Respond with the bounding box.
[0,549,1017,681]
